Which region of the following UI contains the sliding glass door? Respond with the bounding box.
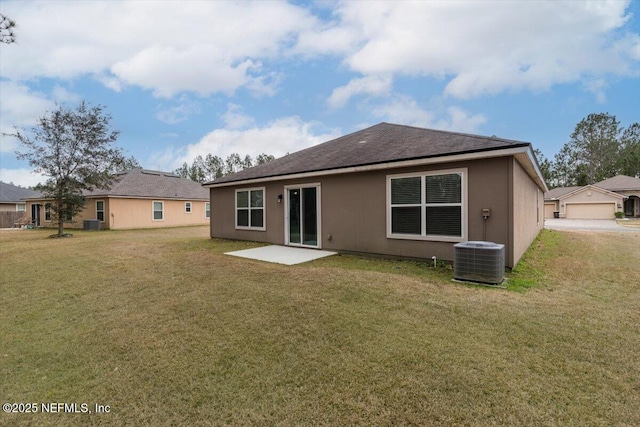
[286,184,320,248]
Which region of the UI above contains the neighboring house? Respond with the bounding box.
[204,123,548,268]
[544,185,625,219]
[595,175,640,218]
[544,175,640,219]
[0,181,41,212]
[543,186,580,219]
[25,169,210,229]
[0,182,42,228]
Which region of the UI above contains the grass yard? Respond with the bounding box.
[617,218,640,228]
[1,226,639,426]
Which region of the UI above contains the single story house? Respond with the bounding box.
[25,169,210,229]
[0,182,42,228]
[0,181,41,212]
[204,123,548,268]
[595,175,640,217]
[543,175,639,219]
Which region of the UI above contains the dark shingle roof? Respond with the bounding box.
[83,169,208,200]
[545,175,640,200]
[594,175,640,191]
[0,182,42,203]
[204,122,531,186]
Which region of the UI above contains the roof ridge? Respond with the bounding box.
[380,122,530,145]
[204,122,536,187]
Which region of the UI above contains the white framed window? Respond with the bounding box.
[205,202,211,219]
[152,201,164,221]
[387,168,467,242]
[45,203,51,222]
[16,203,26,212]
[185,202,192,213]
[235,187,265,230]
[96,200,105,222]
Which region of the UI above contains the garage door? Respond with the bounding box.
[544,203,556,219]
[565,203,615,219]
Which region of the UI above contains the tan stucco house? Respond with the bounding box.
[596,175,640,217]
[204,123,548,268]
[25,169,210,229]
[544,175,640,219]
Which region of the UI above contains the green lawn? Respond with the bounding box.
[1,226,638,426]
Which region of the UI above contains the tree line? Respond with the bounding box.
[536,113,639,189]
[174,153,275,183]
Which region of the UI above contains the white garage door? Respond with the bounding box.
[544,203,556,219]
[565,203,615,219]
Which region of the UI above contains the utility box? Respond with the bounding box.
[454,241,505,285]
[83,219,100,230]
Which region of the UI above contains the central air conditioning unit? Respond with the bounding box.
[83,219,101,231]
[453,241,505,285]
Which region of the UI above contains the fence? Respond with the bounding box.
[0,211,27,228]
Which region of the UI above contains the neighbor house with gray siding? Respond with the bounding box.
[204,123,548,268]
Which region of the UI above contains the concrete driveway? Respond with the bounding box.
[544,218,638,232]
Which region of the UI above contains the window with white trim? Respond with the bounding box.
[185,202,192,213]
[205,202,211,219]
[153,201,164,221]
[96,200,105,222]
[45,203,51,221]
[235,188,265,230]
[388,170,465,241]
[16,203,26,212]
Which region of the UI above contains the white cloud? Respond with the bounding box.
[155,96,201,125]
[95,74,123,92]
[436,107,487,134]
[244,70,283,98]
[111,46,256,98]
[0,138,18,154]
[221,104,255,130]
[0,81,55,149]
[0,1,316,98]
[51,85,80,104]
[0,168,47,188]
[371,96,486,134]
[1,0,635,106]
[306,1,639,101]
[152,116,340,171]
[146,146,187,172]
[371,96,436,128]
[327,75,392,109]
[583,79,609,104]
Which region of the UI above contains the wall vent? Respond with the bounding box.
[454,241,505,285]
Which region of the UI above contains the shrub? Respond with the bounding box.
[614,211,625,219]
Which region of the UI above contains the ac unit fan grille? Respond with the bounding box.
[454,241,505,285]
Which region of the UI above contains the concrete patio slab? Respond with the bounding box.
[225,245,337,265]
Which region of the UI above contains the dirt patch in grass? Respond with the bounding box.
[1,226,638,425]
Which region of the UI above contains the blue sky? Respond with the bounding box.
[1,0,639,187]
